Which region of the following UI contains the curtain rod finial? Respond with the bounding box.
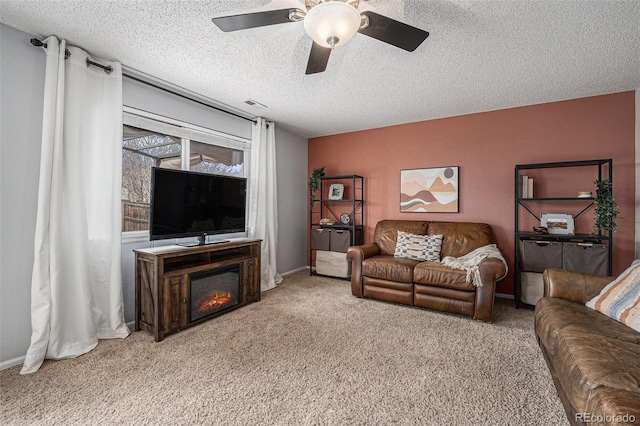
[30,38,47,48]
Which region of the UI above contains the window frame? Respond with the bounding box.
[121,106,251,243]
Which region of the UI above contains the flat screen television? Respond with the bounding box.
[150,168,247,245]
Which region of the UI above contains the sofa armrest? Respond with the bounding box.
[474,258,507,322]
[542,268,614,304]
[347,243,380,297]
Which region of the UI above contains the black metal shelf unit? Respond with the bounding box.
[309,174,364,275]
[514,159,613,308]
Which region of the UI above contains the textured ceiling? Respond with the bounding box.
[1,0,639,138]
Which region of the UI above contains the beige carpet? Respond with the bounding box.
[1,271,566,425]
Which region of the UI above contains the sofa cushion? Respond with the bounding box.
[362,255,418,283]
[394,231,442,261]
[413,261,475,291]
[428,222,491,258]
[414,285,475,317]
[554,330,640,415]
[584,387,640,424]
[373,220,429,256]
[586,260,640,332]
[535,298,640,358]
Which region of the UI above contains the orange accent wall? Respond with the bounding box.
[308,92,636,295]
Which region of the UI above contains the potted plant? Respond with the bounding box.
[592,179,619,235]
[308,166,325,210]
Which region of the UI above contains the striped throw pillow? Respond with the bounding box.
[585,260,640,332]
[394,231,443,262]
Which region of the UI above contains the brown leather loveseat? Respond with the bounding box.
[346,220,507,322]
[535,268,640,425]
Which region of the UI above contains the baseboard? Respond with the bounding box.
[1,322,139,372]
[280,266,308,277]
[1,355,25,371]
[495,292,515,300]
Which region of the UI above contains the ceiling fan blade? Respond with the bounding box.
[305,42,331,75]
[358,11,429,52]
[212,9,299,32]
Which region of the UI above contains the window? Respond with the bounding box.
[121,126,181,232]
[189,140,244,177]
[121,110,249,234]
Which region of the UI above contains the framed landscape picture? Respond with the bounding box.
[400,166,459,213]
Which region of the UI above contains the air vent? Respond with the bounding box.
[244,99,267,109]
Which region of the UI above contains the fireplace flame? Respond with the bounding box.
[198,291,233,313]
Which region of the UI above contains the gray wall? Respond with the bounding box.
[275,126,309,275]
[0,24,46,367]
[0,23,309,368]
[122,76,252,140]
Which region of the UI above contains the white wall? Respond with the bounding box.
[0,23,309,368]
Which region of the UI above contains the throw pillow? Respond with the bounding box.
[394,231,443,262]
[585,259,640,332]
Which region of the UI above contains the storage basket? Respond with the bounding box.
[315,250,351,278]
[310,228,331,251]
[519,240,563,272]
[521,272,544,306]
[330,229,351,253]
[562,242,609,276]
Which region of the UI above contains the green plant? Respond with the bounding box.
[592,179,618,235]
[308,166,325,210]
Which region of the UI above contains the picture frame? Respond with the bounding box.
[400,166,459,213]
[541,213,575,235]
[328,183,344,200]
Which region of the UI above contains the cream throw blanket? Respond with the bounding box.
[441,244,508,287]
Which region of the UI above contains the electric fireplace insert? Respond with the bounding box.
[190,265,240,322]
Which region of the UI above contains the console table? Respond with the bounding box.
[134,239,261,342]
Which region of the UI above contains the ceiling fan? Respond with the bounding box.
[211,0,429,75]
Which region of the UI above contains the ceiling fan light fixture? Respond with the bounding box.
[303,1,361,49]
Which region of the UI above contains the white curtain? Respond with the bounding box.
[21,37,129,374]
[248,118,282,291]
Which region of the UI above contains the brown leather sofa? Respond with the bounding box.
[346,220,506,322]
[535,268,640,425]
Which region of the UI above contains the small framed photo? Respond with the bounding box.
[541,213,574,235]
[328,183,344,200]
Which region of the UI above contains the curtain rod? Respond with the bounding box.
[85,57,113,74]
[30,38,114,74]
[30,38,257,123]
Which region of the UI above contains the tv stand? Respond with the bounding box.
[134,239,261,342]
